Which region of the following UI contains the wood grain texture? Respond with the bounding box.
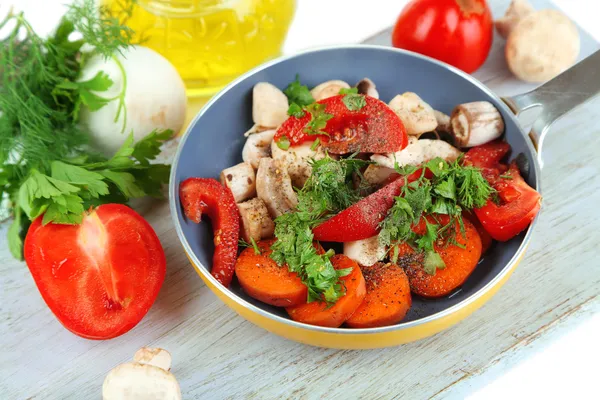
[1,0,599,399]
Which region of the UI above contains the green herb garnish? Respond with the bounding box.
[287,103,305,118]
[270,156,369,303]
[339,87,358,95]
[379,156,494,275]
[310,138,321,151]
[342,94,367,111]
[283,74,314,107]
[303,103,333,136]
[276,136,291,150]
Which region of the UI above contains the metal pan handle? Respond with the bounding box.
[503,50,600,167]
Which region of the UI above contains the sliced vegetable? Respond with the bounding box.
[252,82,289,128]
[219,162,256,203]
[474,162,541,241]
[312,176,407,242]
[345,262,412,328]
[388,92,438,136]
[24,204,165,339]
[237,198,275,243]
[398,215,482,298]
[235,240,307,307]
[179,178,240,286]
[343,236,387,267]
[273,95,408,154]
[310,80,351,102]
[463,140,511,169]
[392,0,493,73]
[450,102,505,148]
[285,255,366,327]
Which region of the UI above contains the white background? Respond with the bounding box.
[2,0,599,398]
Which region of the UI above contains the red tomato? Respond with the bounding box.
[474,163,541,241]
[179,178,240,287]
[24,204,166,340]
[463,140,511,169]
[274,95,408,154]
[392,0,493,73]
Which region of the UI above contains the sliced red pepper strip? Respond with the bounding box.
[179,178,240,286]
[312,168,426,242]
[274,95,408,154]
[474,162,541,241]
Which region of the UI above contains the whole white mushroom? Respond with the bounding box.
[79,46,187,155]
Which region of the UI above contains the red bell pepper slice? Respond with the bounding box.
[274,95,408,154]
[474,162,541,241]
[179,178,240,286]
[312,169,427,242]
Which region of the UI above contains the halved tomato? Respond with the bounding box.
[24,204,166,340]
[273,95,408,154]
[474,162,541,241]
[463,140,511,169]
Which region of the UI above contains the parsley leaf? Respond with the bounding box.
[339,87,358,95]
[304,103,333,136]
[342,94,366,111]
[287,103,305,118]
[283,75,315,107]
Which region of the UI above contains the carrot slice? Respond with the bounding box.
[286,255,366,327]
[235,240,307,307]
[345,262,412,328]
[398,217,482,298]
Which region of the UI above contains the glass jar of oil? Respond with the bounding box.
[105,0,296,97]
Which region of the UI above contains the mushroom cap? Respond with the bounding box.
[102,362,182,400]
[506,9,580,82]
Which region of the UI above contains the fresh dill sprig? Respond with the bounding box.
[270,155,370,303]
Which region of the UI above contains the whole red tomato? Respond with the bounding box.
[392,0,493,73]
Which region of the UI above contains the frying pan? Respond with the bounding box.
[169,46,600,349]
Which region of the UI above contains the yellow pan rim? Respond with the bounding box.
[169,45,541,346]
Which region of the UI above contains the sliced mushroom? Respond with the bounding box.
[103,347,181,400]
[271,140,326,187]
[495,0,535,39]
[343,236,387,267]
[450,101,504,148]
[371,137,461,169]
[388,93,438,136]
[363,164,397,186]
[433,110,451,134]
[242,129,276,169]
[220,162,256,203]
[244,124,273,137]
[237,197,275,242]
[310,80,350,101]
[133,347,172,371]
[355,78,379,99]
[252,82,289,128]
[256,158,298,218]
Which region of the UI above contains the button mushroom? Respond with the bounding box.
[256,158,298,218]
[271,140,326,188]
[237,197,275,242]
[371,137,461,169]
[102,347,181,400]
[496,1,580,82]
[242,129,276,169]
[310,80,350,101]
[450,101,504,148]
[344,236,387,267]
[355,78,379,99]
[220,162,257,203]
[253,82,289,128]
[388,92,438,136]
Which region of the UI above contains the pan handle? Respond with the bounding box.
[502,50,600,167]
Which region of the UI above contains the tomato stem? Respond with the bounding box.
[456,0,485,15]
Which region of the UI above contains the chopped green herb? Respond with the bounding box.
[287,103,305,118]
[276,136,290,150]
[339,87,358,95]
[270,155,369,304]
[499,174,513,180]
[342,94,367,111]
[303,103,333,136]
[379,156,494,275]
[283,74,315,107]
[310,138,321,151]
[239,238,262,255]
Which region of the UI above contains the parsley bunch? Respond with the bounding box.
[379,157,494,275]
[270,156,370,303]
[1,1,171,260]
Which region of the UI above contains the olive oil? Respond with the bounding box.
[105,0,295,97]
